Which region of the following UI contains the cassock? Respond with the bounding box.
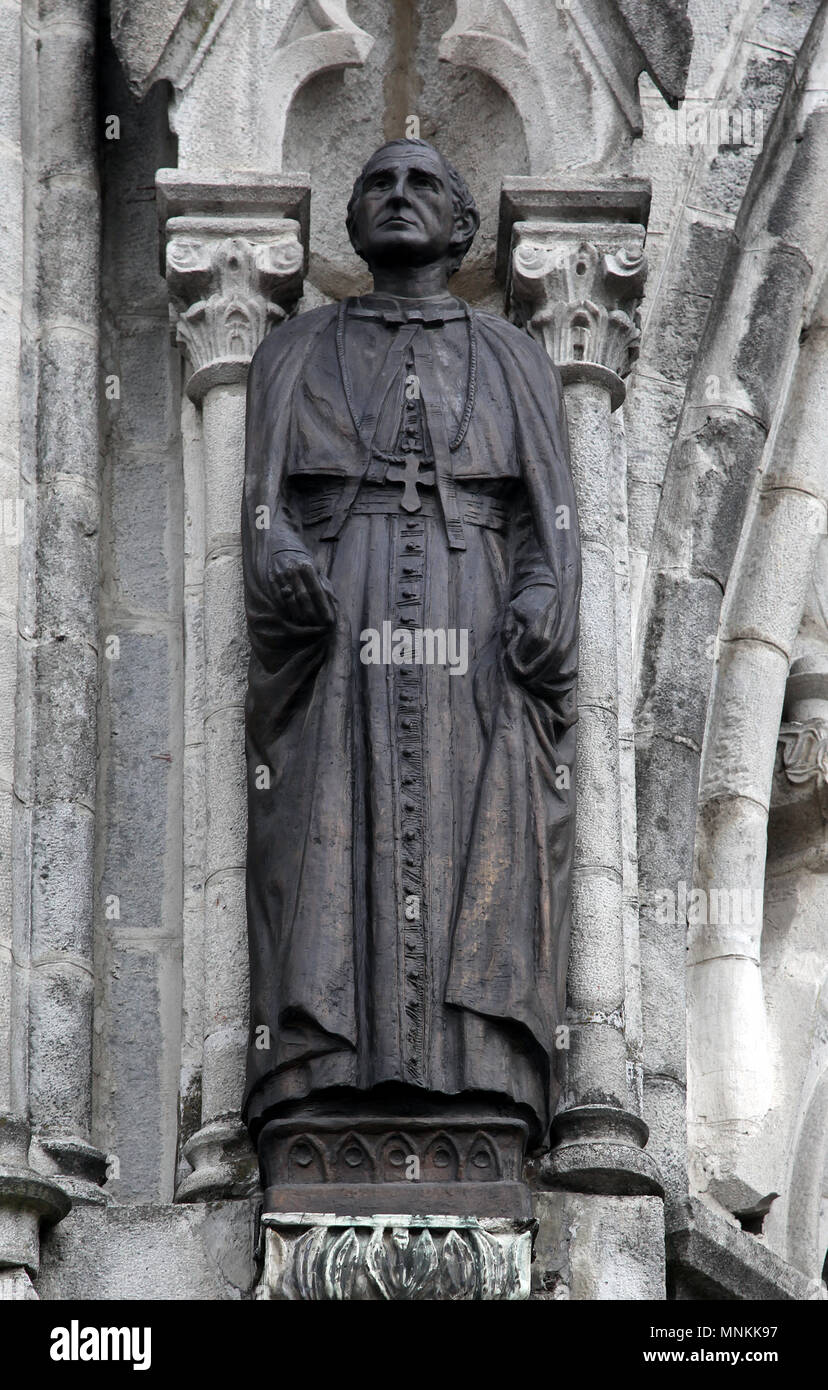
[241,291,580,1147]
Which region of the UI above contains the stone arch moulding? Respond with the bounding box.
[438,0,556,171]
[786,1066,828,1280]
[632,0,828,1210]
[111,0,375,169]
[689,261,828,1217]
[438,0,692,172]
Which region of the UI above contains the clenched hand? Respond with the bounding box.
[270,550,337,630]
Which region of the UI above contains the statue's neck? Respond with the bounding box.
[362,289,455,305]
[369,264,451,298]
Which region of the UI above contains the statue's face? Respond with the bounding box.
[351,146,456,271]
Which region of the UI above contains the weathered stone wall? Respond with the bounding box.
[94,38,184,1206]
[0,0,25,1129]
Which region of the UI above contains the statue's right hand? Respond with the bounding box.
[269,550,337,630]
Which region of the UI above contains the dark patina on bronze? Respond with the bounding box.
[241,141,581,1216]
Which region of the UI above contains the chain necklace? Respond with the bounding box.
[335,295,478,452]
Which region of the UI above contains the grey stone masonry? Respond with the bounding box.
[94,49,183,1207]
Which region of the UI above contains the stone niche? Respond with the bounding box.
[129,0,682,1305]
[38,0,828,1312]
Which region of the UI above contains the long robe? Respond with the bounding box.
[241,293,580,1146]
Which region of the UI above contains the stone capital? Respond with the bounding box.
[157,172,310,402]
[499,179,651,407]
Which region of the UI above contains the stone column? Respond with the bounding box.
[0,0,100,1297]
[156,173,309,1200]
[689,297,828,1213]
[500,180,661,1196]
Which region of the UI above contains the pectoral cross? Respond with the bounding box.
[386,453,436,513]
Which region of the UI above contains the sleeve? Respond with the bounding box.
[490,325,581,713]
[241,319,333,667]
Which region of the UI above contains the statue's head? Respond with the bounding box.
[346,139,480,278]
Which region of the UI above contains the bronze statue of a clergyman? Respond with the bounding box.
[241,140,580,1217]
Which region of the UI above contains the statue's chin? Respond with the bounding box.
[363,236,449,267]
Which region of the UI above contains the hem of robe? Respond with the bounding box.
[243,1047,554,1151]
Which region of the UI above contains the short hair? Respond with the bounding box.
[346,139,480,276]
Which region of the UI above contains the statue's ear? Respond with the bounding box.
[450,205,480,262]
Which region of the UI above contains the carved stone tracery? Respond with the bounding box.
[257,1112,531,1218]
[262,1118,524,1185]
[113,1,375,172]
[440,0,692,168]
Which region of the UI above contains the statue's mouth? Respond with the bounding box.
[379,214,416,228]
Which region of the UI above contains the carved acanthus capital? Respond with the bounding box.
[510,228,646,406]
[165,223,303,400]
[258,1214,533,1301]
[499,179,650,408]
[157,172,310,402]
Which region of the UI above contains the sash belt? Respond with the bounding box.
[293,484,508,533]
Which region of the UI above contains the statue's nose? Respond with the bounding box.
[389,174,411,203]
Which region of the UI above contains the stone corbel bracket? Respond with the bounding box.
[501,179,651,410]
[156,172,310,401]
[258,1213,534,1301]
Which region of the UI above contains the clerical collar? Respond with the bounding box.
[349,292,468,325]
